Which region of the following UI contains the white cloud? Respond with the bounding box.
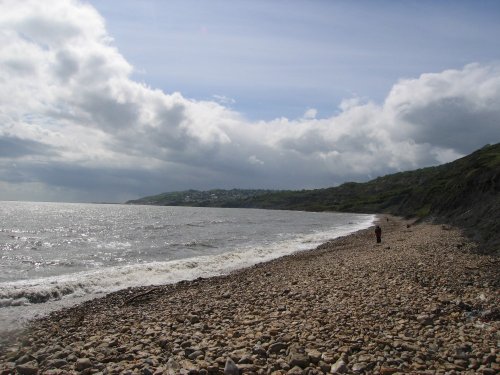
[0,0,499,202]
[303,108,317,119]
[212,94,236,106]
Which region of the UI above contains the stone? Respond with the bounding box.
[268,343,288,354]
[306,349,322,364]
[75,358,92,371]
[416,314,433,326]
[188,350,205,360]
[320,353,335,364]
[288,352,309,369]
[181,341,193,348]
[16,361,39,375]
[224,358,239,375]
[286,366,303,375]
[357,354,372,363]
[252,346,268,358]
[178,360,198,372]
[189,315,200,324]
[166,357,181,375]
[238,363,258,372]
[379,367,398,375]
[238,356,253,365]
[15,355,32,365]
[351,362,366,373]
[229,349,249,363]
[330,358,347,374]
[0,362,16,375]
[318,361,331,373]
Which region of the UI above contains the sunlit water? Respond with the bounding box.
[0,201,374,331]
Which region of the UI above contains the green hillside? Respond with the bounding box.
[126,189,277,207]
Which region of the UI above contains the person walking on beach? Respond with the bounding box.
[375,225,382,243]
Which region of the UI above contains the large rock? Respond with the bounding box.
[252,346,268,358]
[224,358,239,375]
[331,358,348,374]
[166,357,181,375]
[416,314,433,326]
[306,349,322,364]
[287,366,303,374]
[288,352,309,369]
[268,342,288,354]
[75,358,92,371]
[16,361,39,375]
[188,350,204,360]
[351,362,367,373]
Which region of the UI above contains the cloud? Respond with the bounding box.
[385,64,500,154]
[303,108,317,119]
[212,94,236,106]
[0,0,499,202]
[0,135,57,158]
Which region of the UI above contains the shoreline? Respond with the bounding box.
[1,216,499,374]
[0,213,375,338]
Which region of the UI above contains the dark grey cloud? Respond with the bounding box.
[54,49,80,82]
[77,90,140,132]
[402,97,500,154]
[0,135,57,158]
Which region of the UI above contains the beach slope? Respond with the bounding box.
[1,217,498,374]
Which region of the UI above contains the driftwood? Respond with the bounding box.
[122,287,160,306]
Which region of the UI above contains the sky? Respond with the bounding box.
[0,0,499,203]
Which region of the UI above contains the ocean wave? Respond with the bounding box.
[182,240,216,248]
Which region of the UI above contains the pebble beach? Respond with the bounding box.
[1,216,499,375]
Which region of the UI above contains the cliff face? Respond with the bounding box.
[394,144,499,252]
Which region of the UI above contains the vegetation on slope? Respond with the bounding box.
[126,189,277,207]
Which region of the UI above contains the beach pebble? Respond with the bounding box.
[46,359,67,368]
[269,343,288,354]
[306,349,322,364]
[288,352,309,369]
[16,361,39,375]
[286,366,303,374]
[331,358,348,374]
[224,357,239,375]
[188,350,204,360]
[351,362,367,373]
[75,358,92,371]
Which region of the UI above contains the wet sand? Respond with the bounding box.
[1,216,499,374]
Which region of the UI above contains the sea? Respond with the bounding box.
[0,201,375,332]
